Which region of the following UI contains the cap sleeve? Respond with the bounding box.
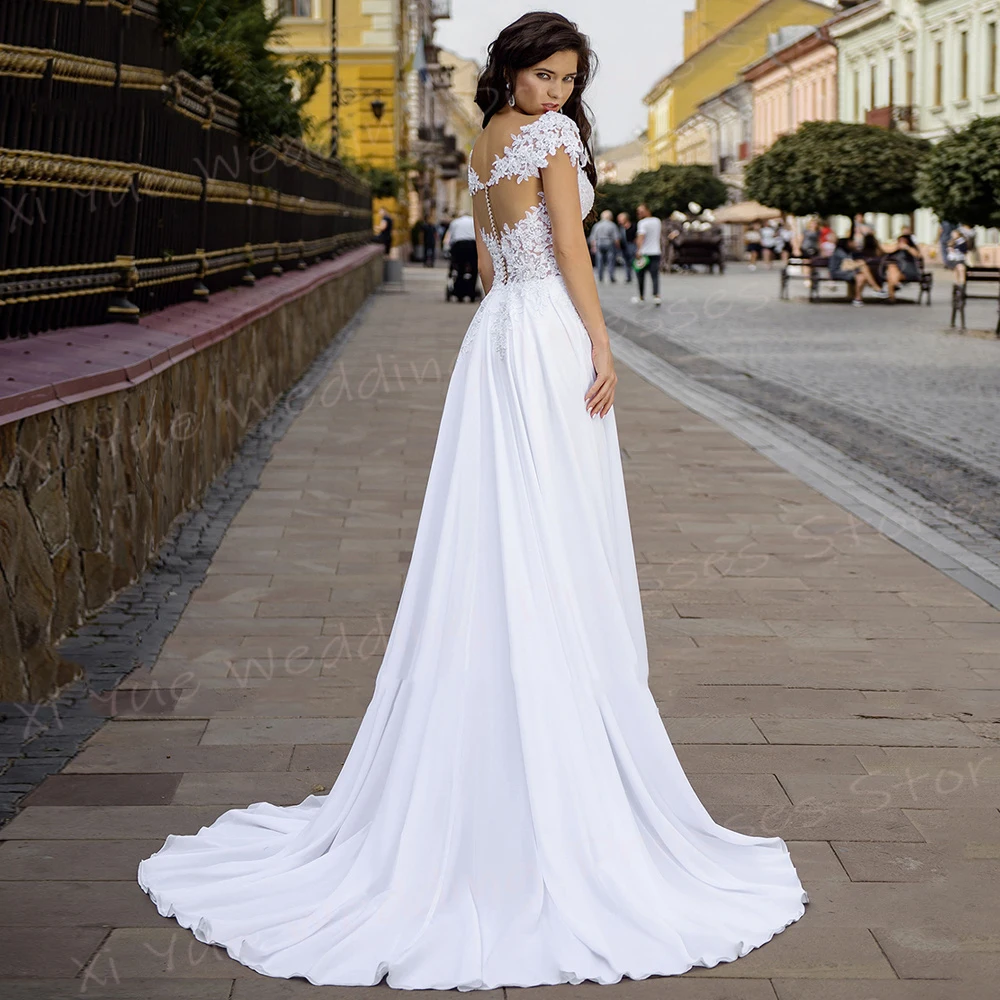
[492,112,588,185]
[530,112,587,170]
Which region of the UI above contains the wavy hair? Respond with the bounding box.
[475,12,598,188]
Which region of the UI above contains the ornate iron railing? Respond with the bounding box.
[0,0,372,339]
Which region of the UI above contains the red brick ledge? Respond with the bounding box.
[0,244,384,427]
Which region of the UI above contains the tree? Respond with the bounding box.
[915,116,1000,227]
[744,120,930,217]
[159,0,325,143]
[597,164,727,219]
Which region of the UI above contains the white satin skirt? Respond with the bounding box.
[138,275,809,989]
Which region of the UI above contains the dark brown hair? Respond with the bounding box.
[475,12,598,188]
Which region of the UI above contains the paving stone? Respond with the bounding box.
[771,981,959,1000]
[780,772,1000,810]
[683,925,894,979]
[704,803,924,843]
[172,771,340,806]
[64,744,294,774]
[0,880,169,927]
[753,718,989,747]
[0,926,108,977]
[1,805,226,840]
[868,926,969,980]
[830,841,948,882]
[674,745,875,774]
[0,839,162,880]
[86,720,208,747]
[0,980,233,1000]
[96,927,258,978]
[199,717,361,745]
[21,773,182,807]
[659,717,766,744]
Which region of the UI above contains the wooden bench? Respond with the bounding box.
[780,255,933,304]
[780,257,851,301]
[950,266,1000,335]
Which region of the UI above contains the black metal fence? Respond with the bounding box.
[0,0,372,340]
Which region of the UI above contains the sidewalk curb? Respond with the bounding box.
[611,329,1000,611]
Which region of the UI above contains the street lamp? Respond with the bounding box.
[370,98,385,121]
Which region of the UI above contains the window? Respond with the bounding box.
[888,56,895,107]
[853,69,860,120]
[905,49,915,106]
[279,0,312,16]
[990,23,998,95]
[821,75,827,118]
[869,62,877,108]
[960,30,969,100]
[934,38,943,106]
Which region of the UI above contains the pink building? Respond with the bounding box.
[743,25,837,155]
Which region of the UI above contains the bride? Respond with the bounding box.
[138,12,808,990]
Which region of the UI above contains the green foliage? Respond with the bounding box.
[744,120,930,217]
[340,159,400,199]
[597,164,727,220]
[915,116,1000,227]
[159,0,324,142]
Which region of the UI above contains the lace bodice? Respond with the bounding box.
[468,112,594,285]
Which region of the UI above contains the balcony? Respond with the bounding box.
[865,105,916,131]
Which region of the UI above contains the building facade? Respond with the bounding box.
[697,81,754,198]
[830,0,1000,245]
[643,0,834,166]
[266,0,341,153]
[743,24,838,154]
[596,136,648,185]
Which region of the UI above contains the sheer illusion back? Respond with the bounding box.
[469,112,595,285]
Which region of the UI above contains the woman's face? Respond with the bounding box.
[511,49,579,115]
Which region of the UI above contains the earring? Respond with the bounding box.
[507,87,516,108]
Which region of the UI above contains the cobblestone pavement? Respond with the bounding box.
[600,265,1000,568]
[2,268,1000,997]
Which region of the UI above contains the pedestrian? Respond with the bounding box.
[442,212,477,279]
[938,219,954,269]
[799,218,820,258]
[829,236,885,306]
[588,209,620,282]
[849,213,873,254]
[422,218,437,267]
[617,211,636,282]
[376,208,393,254]
[946,225,971,284]
[631,203,662,305]
[744,224,761,270]
[818,222,837,258]
[759,219,777,268]
[776,221,794,262]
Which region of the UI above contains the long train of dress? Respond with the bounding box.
[138,111,808,990]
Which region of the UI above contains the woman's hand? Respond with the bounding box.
[585,341,618,418]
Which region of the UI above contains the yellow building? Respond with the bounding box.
[267,0,407,164]
[645,0,832,166]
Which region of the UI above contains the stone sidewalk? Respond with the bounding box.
[2,267,999,999]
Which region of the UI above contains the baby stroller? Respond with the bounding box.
[446,239,480,302]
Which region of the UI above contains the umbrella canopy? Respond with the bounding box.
[712,201,783,224]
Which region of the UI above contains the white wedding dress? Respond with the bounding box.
[138,111,808,990]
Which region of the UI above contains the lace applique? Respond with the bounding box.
[482,200,561,283]
[486,112,587,187]
[466,112,587,199]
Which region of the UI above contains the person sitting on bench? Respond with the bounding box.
[829,237,885,307]
[883,227,922,302]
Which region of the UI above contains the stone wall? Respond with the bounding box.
[0,250,383,702]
